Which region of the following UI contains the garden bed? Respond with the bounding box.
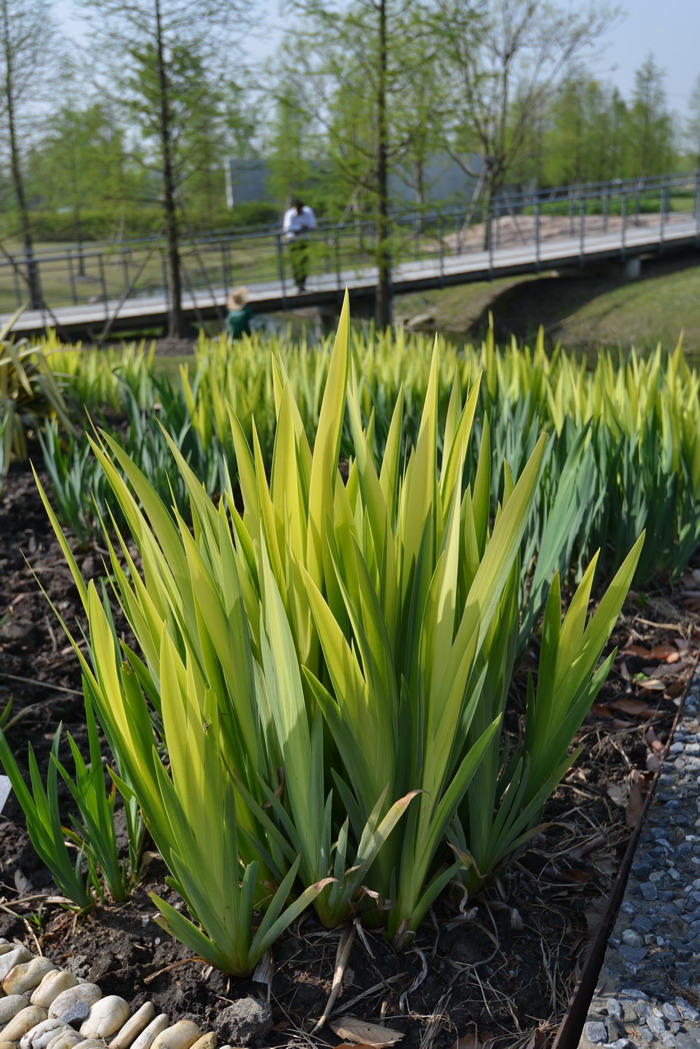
[1,460,698,1049]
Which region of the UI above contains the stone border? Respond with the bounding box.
[0,945,269,1049]
[573,675,700,1048]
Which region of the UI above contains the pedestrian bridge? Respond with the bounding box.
[1,173,699,339]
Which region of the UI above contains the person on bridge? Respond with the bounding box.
[282,199,317,292]
[226,286,254,340]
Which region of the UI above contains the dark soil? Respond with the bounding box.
[0,459,698,1049]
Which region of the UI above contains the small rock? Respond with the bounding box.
[640,882,659,901]
[581,1020,608,1045]
[150,1021,202,1049]
[32,971,79,1009]
[108,1002,156,1049]
[0,1005,49,1042]
[130,1016,171,1049]
[677,1034,700,1049]
[647,1015,668,1037]
[218,1001,272,1047]
[676,999,700,1022]
[4,957,59,996]
[80,997,131,1040]
[0,948,33,982]
[20,1018,70,1049]
[606,999,623,1021]
[618,945,648,964]
[0,996,30,1026]
[621,929,643,948]
[189,1036,216,1049]
[49,985,102,1025]
[44,1031,85,1049]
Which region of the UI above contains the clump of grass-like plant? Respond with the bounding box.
[34,295,641,971]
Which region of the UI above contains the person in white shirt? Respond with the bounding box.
[282,199,317,292]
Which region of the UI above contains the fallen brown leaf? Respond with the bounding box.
[330,1018,404,1047]
[626,771,645,828]
[635,678,665,692]
[451,1035,481,1049]
[608,698,650,715]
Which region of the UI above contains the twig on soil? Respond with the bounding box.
[0,671,83,696]
[311,925,356,1033]
[327,973,407,1019]
[415,992,452,1049]
[143,956,210,984]
[399,948,429,1012]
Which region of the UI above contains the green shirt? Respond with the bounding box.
[227,305,253,339]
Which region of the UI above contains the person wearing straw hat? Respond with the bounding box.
[226,286,253,340]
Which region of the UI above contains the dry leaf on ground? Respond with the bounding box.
[329,1018,404,1047]
[626,770,645,828]
[451,1034,481,1049]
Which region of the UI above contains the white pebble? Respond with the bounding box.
[150,1021,202,1049]
[48,985,102,1021]
[44,1030,84,1049]
[0,996,30,1026]
[0,1005,49,1043]
[4,957,59,996]
[129,1015,170,1049]
[108,1002,156,1049]
[189,1035,216,1049]
[31,971,79,1009]
[0,948,33,982]
[80,997,131,1040]
[20,1018,70,1049]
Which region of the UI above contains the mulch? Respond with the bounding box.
[0,458,698,1049]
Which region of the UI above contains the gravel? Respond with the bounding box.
[578,679,700,1047]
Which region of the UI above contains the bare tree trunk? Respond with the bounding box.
[1,0,41,309]
[374,0,392,329]
[154,0,184,337]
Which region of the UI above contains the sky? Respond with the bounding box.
[54,0,700,119]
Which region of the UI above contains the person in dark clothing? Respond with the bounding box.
[227,286,253,339]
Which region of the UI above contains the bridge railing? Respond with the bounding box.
[1,172,698,320]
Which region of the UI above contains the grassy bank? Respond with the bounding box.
[395,254,700,357]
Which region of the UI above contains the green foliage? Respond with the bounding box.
[0,319,75,488]
[34,299,640,972]
[0,693,143,907]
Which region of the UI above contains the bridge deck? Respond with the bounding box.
[2,216,698,338]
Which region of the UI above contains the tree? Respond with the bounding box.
[687,74,700,171]
[266,86,316,208]
[27,103,136,266]
[626,55,675,176]
[0,0,53,308]
[80,0,254,337]
[280,0,446,328]
[438,0,618,231]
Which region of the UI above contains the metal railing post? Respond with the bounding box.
[12,261,21,308]
[660,184,667,250]
[335,227,341,291]
[568,191,574,237]
[621,188,627,259]
[487,202,493,278]
[696,173,700,244]
[122,251,130,300]
[438,209,444,285]
[579,198,585,264]
[67,250,78,304]
[604,186,609,233]
[535,199,540,272]
[98,253,108,318]
[275,233,287,309]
